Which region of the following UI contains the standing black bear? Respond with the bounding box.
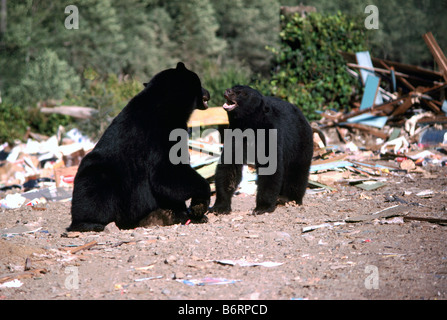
[211,85,313,215]
[67,63,211,232]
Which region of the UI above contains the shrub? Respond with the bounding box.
[7,49,81,107]
[265,12,367,121]
[71,71,143,140]
[0,100,29,144]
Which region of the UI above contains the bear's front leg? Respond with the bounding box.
[185,169,211,222]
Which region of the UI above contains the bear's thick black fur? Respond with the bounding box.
[211,85,313,215]
[67,63,211,232]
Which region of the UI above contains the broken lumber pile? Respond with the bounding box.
[318,32,446,150]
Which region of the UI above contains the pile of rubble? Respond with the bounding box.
[0,128,94,209]
[308,32,447,191]
[318,32,446,148]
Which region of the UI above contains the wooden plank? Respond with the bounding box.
[378,60,416,91]
[423,32,447,82]
[345,205,404,223]
[335,97,405,124]
[40,106,98,119]
[348,63,412,79]
[69,240,97,254]
[188,107,228,127]
[403,216,447,225]
[390,96,413,117]
[341,51,444,83]
[0,269,47,284]
[340,123,389,140]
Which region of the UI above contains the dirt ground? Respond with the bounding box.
[1,163,446,301]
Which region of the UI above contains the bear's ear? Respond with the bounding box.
[143,82,148,87]
[176,62,186,70]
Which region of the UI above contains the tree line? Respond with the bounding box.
[0,0,445,142]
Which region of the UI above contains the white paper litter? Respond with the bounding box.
[0,279,23,288]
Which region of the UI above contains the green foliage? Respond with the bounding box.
[282,0,447,67]
[0,99,72,145]
[0,100,28,144]
[1,0,445,143]
[266,12,366,120]
[211,0,280,75]
[8,49,81,107]
[70,72,143,140]
[201,62,252,107]
[26,108,72,138]
[165,0,226,71]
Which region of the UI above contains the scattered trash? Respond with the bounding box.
[416,190,434,198]
[177,277,241,286]
[134,275,163,282]
[354,180,386,191]
[0,268,47,285]
[377,216,405,225]
[302,222,346,233]
[403,216,447,226]
[214,259,283,268]
[0,279,23,288]
[0,193,26,209]
[68,240,98,254]
[345,205,404,223]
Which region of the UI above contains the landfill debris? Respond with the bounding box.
[0,268,47,284]
[403,216,447,226]
[214,259,283,268]
[306,31,447,193]
[302,222,346,233]
[0,193,26,209]
[1,226,43,238]
[68,240,98,254]
[354,180,386,191]
[303,204,414,232]
[345,205,405,223]
[176,277,241,286]
[416,190,434,198]
[0,279,23,288]
[134,275,163,282]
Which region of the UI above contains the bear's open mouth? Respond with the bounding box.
[223,93,237,111]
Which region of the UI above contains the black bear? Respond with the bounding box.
[67,62,211,232]
[211,85,313,215]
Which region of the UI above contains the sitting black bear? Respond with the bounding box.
[68,62,211,232]
[211,85,313,215]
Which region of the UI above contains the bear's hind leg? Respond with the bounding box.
[211,163,243,214]
[253,169,283,215]
[282,164,310,205]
